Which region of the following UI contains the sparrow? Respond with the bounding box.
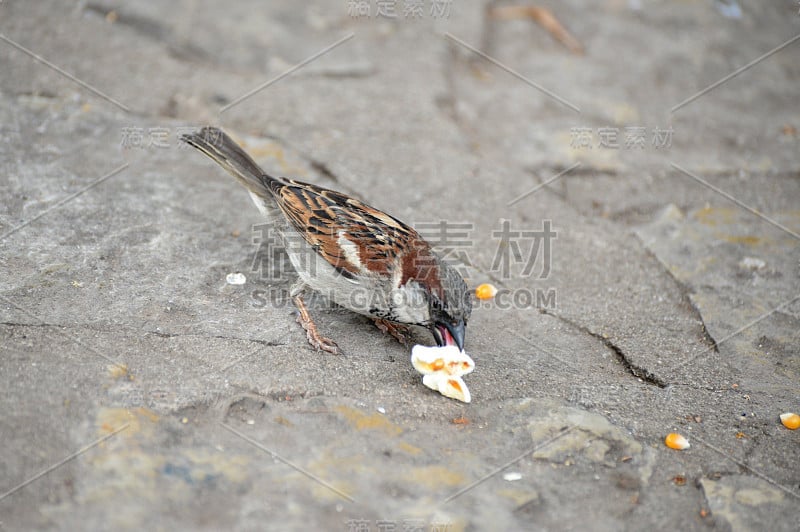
[181,127,471,355]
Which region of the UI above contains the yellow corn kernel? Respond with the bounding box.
[780,413,800,430]
[475,283,498,300]
[665,432,690,450]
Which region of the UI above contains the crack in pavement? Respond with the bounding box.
[83,2,211,64]
[0,321,289,349]
[437,45,713,387]
[465,257,668,387]
[635,244,720,351]
[461,236,670,387]
[539,308,667,388]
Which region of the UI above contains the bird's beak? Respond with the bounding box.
[433,319,466,351]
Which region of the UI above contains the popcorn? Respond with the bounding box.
[411,344,475,403]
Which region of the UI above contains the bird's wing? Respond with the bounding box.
[269,179,441,293]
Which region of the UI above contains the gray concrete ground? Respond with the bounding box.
[1,1,799,530]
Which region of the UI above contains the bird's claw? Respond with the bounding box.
[372,318,411,346]
[293,295,342,355]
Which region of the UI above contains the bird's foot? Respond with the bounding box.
[293,295,341,355]
[372,318,412,346]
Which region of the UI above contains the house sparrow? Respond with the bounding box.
[181,127,471,355]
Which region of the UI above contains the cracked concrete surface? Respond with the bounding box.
[1,1,798,530]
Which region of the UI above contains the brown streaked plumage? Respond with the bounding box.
[181,126,471,354]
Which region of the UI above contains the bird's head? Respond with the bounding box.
[426,262,472,351]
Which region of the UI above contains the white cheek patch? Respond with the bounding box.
[411,345,475,403]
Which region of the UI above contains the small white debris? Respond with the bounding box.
[714,0,742,19]
[503,472,523,482]
[738,257,765,271]
[377,407,386,414]
[246,419,255,425]
[226,272,247,285]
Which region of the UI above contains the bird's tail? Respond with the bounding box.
[180,126,274,200]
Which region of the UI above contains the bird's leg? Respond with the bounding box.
[292,293,341,355]
[372,318,412,346]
